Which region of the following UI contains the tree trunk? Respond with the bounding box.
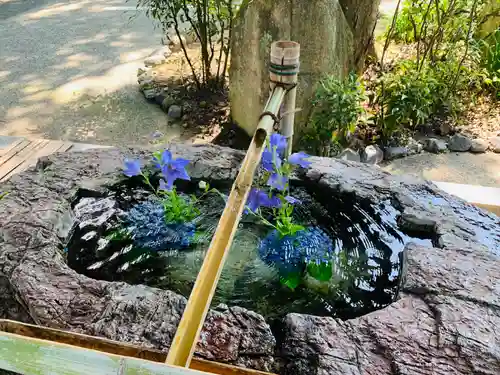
[338,0,381,71]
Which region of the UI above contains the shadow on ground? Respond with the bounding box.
[0,0,191,146]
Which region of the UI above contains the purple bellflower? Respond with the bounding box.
[288,152,312,168]
[246,188,282,213]
[267,173,288,191]
[153,150,191,190]
[262,133,288,172]
[123,160,142,177]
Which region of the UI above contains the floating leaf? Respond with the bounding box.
[307,261,333,282]
[280,272,301,290]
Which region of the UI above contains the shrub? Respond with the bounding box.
[138,0,240,89]
[480,29,500,95]
[305,73,366,156]
[377,59,464,140]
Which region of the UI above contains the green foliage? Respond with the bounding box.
[0,192,7,200]
[280,272,301,290]
[387,0,494,45]
[377,58,465,140]
[307,262,333,282]
[159,190,199,224]
[275,203,305,238]
[306,73,366,156]
[137,0,239,88]
[479,29,500,94]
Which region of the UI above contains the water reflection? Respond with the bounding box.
[67,185,432,320]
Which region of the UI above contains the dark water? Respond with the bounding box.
[67,183,432,321]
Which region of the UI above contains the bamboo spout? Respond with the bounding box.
[165,86,287,368]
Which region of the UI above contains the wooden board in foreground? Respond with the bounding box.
[0,138,73,181]
[0,320,274,375]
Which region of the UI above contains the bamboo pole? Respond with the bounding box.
[270,41,300,156]
[165,86,287,368]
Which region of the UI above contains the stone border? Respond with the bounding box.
[0,144,499,374]
[339,133,500,165]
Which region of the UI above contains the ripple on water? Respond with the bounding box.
[67,185,433,320]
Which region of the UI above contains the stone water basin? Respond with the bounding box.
[0,144,498,374]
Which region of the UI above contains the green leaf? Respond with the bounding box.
[280,272,301,290]
[307,262,333,282]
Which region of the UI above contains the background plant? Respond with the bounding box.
[304,73,366,156]
[137,0,239,89]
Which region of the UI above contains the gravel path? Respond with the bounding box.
[0,0,183,146]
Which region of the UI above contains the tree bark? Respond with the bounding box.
[338,0,381,71]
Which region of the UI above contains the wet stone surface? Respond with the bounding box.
[0,144,499,374]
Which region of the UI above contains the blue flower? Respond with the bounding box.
[246,188,263,213]
[153,150,191,188]
[270,133,287,155]
[262,133,287,172]
[261,149,275,172]
[288,152,312,168]
[123,159,142,177]
[258,227,334,273]
[159,179,170,191]
[124,201,196,251]
[285,196,301,205]
[261,194,282,209]
[267,173,288,191]
[246,189,282,213]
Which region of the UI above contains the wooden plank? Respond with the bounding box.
[0,320,275,375]
[0,330,209,375]
[0,139,49,181]
[55,141,74,153]
[0,139,31,165]
[1,140,74,182]
[0,138,24,157]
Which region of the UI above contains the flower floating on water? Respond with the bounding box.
[123,159,142,177]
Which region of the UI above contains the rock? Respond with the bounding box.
[470,138,488,153]
[167,105,182,119]
[281,242,500,374]
[361,145,384,164]
[407,138,423,155]
[448,133,472,152]
[1,145,499,373]
[490,136,500,153]
[161,95,176,111]
[384,146,408,160]
[337,148,360,162]
[142,88,160,100]
[144,55,166,67]
[137,66,151,76]
[137,70,155,86]
[229,0,353,136]
[439,120,454,136]
[424,138,448,154]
